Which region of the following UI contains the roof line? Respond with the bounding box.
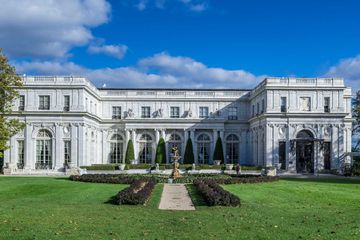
[98,88,252,91]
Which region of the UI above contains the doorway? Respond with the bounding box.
[296,130,314,173]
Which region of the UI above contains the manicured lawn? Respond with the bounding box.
[0,177,359,239]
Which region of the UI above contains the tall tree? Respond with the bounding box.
[0,49,25,157]
[155,137,166,164]
[213,137,224,163]
[125,139,135,164]
[353,90,360,150]
[183,138,194,164]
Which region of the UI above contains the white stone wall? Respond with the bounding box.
[3,76,352,174]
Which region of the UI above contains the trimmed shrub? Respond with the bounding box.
[125,139,135,164]
[351,158,360,176]
[193,179,240,206]
[213,137,224,163]
[183,138,194,164]
[113,179,156,205]
[125,164,152,170]
[80,164,117,170]
[70,173,278,185]
[216,175,279,184]
[70,174,140,184]
[155,137,166,164]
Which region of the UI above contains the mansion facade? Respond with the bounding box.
[1,76,353,174]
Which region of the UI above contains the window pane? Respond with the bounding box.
[64,96,70,111]
[170,107,180,118]
[17,140,24,169]
[112,106,122,119]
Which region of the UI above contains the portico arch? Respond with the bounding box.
[296,130,314,173]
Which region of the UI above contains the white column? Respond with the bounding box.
[131,129,137,161]
[70,124,77,167]
[211,129,217,164]
[161,129,166,139]
[78,124,86,167]
[288,125,296,172]
[273,125,279,166]
[219,130,225,163]
[102,130,107,164]
[240,130,247,165]
[331,125,338,169]
[24,124,33,170]
[10,136,16,168]
[265,124,273,167]
[190,129,196,164]
[338,125,345,169]
[155,129,160,143]
[55,123,63,170]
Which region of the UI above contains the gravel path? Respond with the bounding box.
[158,184,195,210]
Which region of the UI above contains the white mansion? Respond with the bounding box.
[1,76,353,174]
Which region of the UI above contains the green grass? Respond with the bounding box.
[0,177,360,240]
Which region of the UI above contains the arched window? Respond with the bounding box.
[110,134,124,164]
[139,134,153,164]
[296,130,314,140]
[197,134,211,164]
[226,134,239,164]
[36,130,52,169]
[168,133,183,161]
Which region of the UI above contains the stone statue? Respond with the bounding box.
[127,108,134,118]
[187,108,192,118]
[158,108,163,118]
[171,146,181,179]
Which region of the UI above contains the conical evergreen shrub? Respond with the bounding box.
[125,139,135,164]
[213,137,224,163]
[183,138,194,164]
[155,137,166,164]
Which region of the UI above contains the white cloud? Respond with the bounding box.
[88,44,128,59]
[13,52,263,89]
[135,0,148,11]
[179,0,208,12]
[133,0,208,12]
[0,0,111,58]
[325,55,360,92]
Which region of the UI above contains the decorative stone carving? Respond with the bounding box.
[300,97,311,111]
[186,108,192,118]
[279,126,286,138]
[126,108,134,118]
[324,126,332,138]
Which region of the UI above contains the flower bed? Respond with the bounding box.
[113,179,156,205]
[70,173,232,184]
[216,175,280,184]
[193,179,240,206]
[69,174,148,184]
[70,174,278,185]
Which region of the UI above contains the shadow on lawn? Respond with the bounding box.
[281,177,360,185]
[186,184,207,207]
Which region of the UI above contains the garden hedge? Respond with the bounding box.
[125,139,135,164]
[70,173,279,184]
[193,179,240,206]
[112,179,156,205]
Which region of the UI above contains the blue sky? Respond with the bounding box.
[1,0,360,90]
